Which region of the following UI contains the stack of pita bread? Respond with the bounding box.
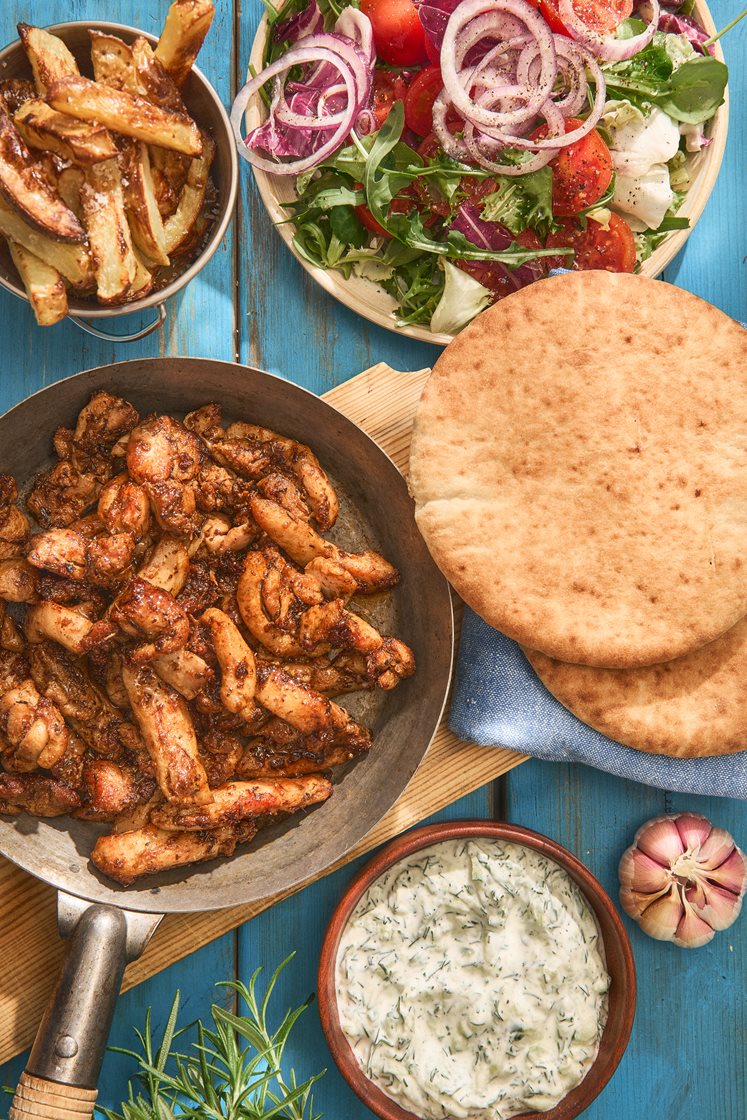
[409,271,747,758]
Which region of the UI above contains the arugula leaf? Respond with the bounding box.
[329,204,367,246]
[479,167,555,237]
[602,40,674,105]
[657,55,728,123]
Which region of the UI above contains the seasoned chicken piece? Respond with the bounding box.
[0,558,39,602]
[249,496,399,593]
[152,647,213,700]
[202,607,256,718]
[236,552,311,658]
[176,557,219,616]
[195,728,245,788]
[137,534,190,595]
[193,460,244,514]
[0,476,30,560]
[111,788,162,834]
[75,757,155,821]
[227,421,339,530]
[73,390,140,453]
[256,472,311,522]
[126,415,204,535]
[98,472,151,538]
[0,649,30,693]
[304,557,358,602]
[26,459,102,528]
[203,430,271,480]
[49,728,87,789]
[25,601,116,654]
[201,515,256,554]
[110,577,190,662]
[184,402,222,437]
[90,820,256,886]
[254,662,366,741]
[27,527,135,587]
[150,775,332,830]
[0,771,81,817]
[299,601,416,689]
[279,658,372,696]
[238,717,371,778]
[121,663,211,805]
[28,641,142,757]
[0,678,68,771]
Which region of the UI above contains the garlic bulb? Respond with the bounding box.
[619,813,746,949]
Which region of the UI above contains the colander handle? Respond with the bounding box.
[69,302,167,342]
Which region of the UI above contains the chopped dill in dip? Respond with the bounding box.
[335,839,610,1120]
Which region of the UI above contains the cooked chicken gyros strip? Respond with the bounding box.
[249,496,398,593]
[0,771,81,817]
[237,552,308,658]
[0,558,38,602]
[0,476,30,560]
[254,662,366,740]
[27,527,135,587]
[137,535,190,595]
[202,607,256,717]
[152,647,212,700]
[75,757,152,821]
[127,416,204,535]
[111,577,190,663]
[0,678,68,771]
[122,663,211,805]
[91,820,255,886]
[98,473,151,539]
[25,601,116,654]
[150,775,332,831]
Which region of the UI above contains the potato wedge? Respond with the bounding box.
[131,37,187,113]
[149,146,191,217]
[57,167,84,220]
[15,99,118,166]
[0,79,36,116]
[7,240,68,326]
[125,248,155,302]
[155,1,216,87]
[164,133,214,256]
[0,108,85,242]
[17,24,79,96]
[80,158,142,304]
[0,196,93,290]
[47,77,203,156]
[120,140,169,267]
[89,31,135,90]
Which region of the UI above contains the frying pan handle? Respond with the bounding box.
[9,900,162,1118]
[68,302,167,342]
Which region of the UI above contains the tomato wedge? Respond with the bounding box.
[545,214,637,272]
[355,194,414,239]
[531,118,613,216]
[372,71,409,128]
[360,0,429,65]
[404,66,444,136]
[539,0,633,36]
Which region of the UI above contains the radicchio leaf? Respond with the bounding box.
[658,12,714,55]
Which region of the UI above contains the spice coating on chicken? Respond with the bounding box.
[127,415,204,535]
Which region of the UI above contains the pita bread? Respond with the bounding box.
[409,271,747,668]
[524,616,747,757]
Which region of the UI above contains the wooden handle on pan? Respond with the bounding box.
[9,1073,97,1120]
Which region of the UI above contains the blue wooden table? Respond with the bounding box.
[0,2,745,1116]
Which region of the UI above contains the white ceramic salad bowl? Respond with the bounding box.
[246,0,727,347]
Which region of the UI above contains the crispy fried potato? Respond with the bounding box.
[0,196,94,290]
[89,30,135,90]
[164,132,214,256]
[18,24,79,96]
[57,167,84,220]
[80,158,143,304]
[0,108,85,242]
[7,240,68,326]
[15,99,118,166]
[0,79,36,115]
[132,37,187,113]
[149,146,190,217]
[119,140,169,267]
[155,0,216,88]
[47,77,203,156]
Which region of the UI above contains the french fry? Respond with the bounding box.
[155,0,216,88]
[131,37,187,113]
[163,133,214,256]
[57,167,84,220]
[17,24,79,96]
[80,158,143,304]
[15,99,118,166]
[119,140,169,267]
[89,31,135,91]
[47,77,203,156]
[0,79,36,116]
[7,239,68,326]
[125,248,155,302]
[0,108,85,242]
[149,146,191,217]
[0,196,93,290]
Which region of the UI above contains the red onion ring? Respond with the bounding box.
[558,0,660,60]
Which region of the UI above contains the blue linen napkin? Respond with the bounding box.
[447,271,747,799]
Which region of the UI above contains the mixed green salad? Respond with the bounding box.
[231,0,742,335]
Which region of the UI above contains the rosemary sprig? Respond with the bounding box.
[99,954,325,1120]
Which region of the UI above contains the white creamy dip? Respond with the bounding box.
[336,838,610,1120]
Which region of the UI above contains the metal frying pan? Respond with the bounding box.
[0,358,453,1118]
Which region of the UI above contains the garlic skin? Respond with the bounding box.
[619,813,746,949]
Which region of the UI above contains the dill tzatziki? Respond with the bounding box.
[335,838,610,1120]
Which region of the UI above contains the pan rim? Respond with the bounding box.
[0,356,455,914]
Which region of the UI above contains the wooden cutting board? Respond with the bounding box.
[0,363,527,1064]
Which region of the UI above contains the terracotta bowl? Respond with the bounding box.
[318,819,636,1120]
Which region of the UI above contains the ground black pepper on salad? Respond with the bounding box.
[231,0,742,335]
